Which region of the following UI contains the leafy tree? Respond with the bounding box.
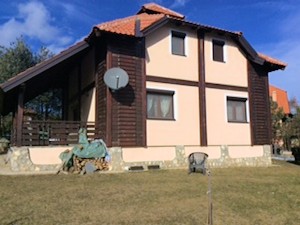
[0,38,61,138]
[270,98,285,145]
[271,97,300,152]
[24,46,61,121]
[289,97,298,115]
[25,89,62,120]
[290,103,300,147]
[0,38,35,83]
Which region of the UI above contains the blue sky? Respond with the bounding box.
[0,0,299,101]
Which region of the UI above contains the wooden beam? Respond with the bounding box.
[198,31,208,146]
[106,50,112,147]
[16,84,25,147]
[138,38,146,147]
[247,61,254,146]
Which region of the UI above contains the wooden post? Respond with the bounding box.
[16,84,25,147]
[198,30,208,146]
[106,50,112,147]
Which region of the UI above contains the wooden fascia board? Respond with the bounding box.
[0,41,90,93]
[142,17,200,37]
[264,63,286,72]
[236,36,264,65]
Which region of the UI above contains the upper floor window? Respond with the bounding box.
[171,31,186,56]
[213,39,225,62]
[147,89,174,120]
[227,97,247,123]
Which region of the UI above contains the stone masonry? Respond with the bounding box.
[5,145,272,173]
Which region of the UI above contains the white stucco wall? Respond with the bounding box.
[206,88,251,145]
[205,33,248,87]
[146,24,199,81]
[146,81,200,146]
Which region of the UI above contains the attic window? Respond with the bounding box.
[213,39,225,62]
[171,31,186,56]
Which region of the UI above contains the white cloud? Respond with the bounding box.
[170,0,189,8]
[0,1,73,52]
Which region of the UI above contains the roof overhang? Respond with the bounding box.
[0,41,89,93]
[0,41,90,115]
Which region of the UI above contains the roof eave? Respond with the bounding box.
[0,41,90,93]
[265,64,286,72]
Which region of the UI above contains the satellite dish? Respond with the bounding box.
[104,67,129,91]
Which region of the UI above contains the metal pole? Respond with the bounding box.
[207,170,213,225]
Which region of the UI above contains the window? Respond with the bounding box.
[213,39,225,62]
[147,89,174,120]
[227,97,247,123]
[171,31,186,56]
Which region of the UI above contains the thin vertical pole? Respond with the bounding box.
[207,170,213,225]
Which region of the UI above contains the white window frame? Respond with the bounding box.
[211,38,227,63]
[224,94,250,123]
[147,86,178,120]
[170,30,188,56]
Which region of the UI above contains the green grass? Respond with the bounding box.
[0,160,300,225]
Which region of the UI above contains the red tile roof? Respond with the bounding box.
[92,3,287,71]
[269,85,290,114]
[95,13,165,36]
[258,53,287,68]
[138,3,185,19]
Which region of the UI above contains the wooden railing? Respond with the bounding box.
[20,120,98,146]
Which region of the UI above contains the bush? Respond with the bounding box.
[291,147,300,162]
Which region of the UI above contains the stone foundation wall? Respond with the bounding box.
[8,147,62,172]
[7,145,272,173]
[110,145,272,171]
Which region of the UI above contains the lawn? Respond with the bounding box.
[0,160,299,225]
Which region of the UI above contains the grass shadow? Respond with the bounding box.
[287,160,300,166]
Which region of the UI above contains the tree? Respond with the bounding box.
[271,97,300,152]
[0,38,35,83]
[0,38,61,138]
[270,98,285,145]
[289,97,298,115]
[24,46,61,121]
[291,103,300,148]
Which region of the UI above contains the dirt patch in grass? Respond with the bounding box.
[0,161,299,225]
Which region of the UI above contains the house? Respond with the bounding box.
[0,3,287,172]
[269,85,290,114]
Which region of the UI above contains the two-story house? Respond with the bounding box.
[0,3,287,172]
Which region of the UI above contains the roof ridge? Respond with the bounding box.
[138,2,185,19]
[94,13,165,36]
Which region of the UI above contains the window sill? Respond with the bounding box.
[172,53,187,57]
[147,118,176,121]
[227,120,249,124]
[213,60,226,63]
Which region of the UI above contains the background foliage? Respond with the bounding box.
[0,37,61,138]
[271,97,300,152]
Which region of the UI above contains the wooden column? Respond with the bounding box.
[139,38,147,147]
[198,31,208,146]
[105,50,112,147]
[16,84,25,147]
